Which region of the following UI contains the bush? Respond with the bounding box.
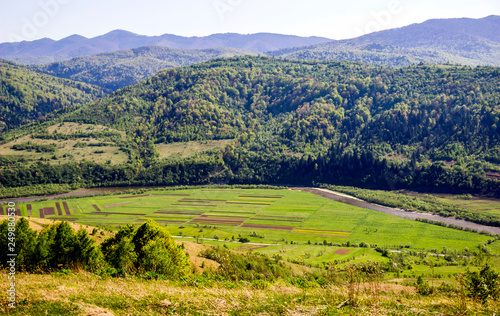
[465,265,500,302]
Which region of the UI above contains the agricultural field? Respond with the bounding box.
[419,193,500,221]
[156,139,234,160]
[0,122,128,165]
[3,187,495,267]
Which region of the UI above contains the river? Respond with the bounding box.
[298,187,500,235]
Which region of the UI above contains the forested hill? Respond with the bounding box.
[0,60,106,132]
[31,46,257,91]
[60,56,500,185]
[270,15,500,67]
[2,56,499,200]
[67,56,500,150]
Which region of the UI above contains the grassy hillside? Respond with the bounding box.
[31,46,258,90]
[0,60,106,132]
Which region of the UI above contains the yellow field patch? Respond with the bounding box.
[156,139,234,159]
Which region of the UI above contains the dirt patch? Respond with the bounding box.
[62,201,70,215]
[486,171,500,180]
[240,223,294,231]
[56,202,63,215]
[236,245,269,251]
[179,241,220,273]
[334,249,351,255]
[92,205,102,212]
[79,304,116,316]
[39,207,56,218]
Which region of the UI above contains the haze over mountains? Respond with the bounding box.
[1,15,499,68]
[271,15,500,66]
[0,31,330,64]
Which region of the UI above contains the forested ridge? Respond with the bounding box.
[31,46,257,90]
[1,56,500,215]
[65,56,500,158]
[0,60,106,132]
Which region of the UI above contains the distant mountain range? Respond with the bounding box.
[0,31,330,64]
[31,46,257,90]
[271,15,500,66]
[1,15,499,92]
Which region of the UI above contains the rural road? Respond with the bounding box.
[297,187,500,235]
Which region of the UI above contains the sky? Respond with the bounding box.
[1,0,499,43]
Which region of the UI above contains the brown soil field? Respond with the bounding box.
[240,224,294,231]
[92,205,102,212]
[334,249,351,255]
[62,201,70,215]
[56,202,63,215]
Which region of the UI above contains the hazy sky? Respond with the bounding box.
[1,0,499,43]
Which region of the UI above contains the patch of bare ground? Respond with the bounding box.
[79,304,116,316]
[486,171,500,180]
[180,241,220,273]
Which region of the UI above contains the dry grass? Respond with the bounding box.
[156,139,233,159]
[1,271,498,315]
[0,122,128,165]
